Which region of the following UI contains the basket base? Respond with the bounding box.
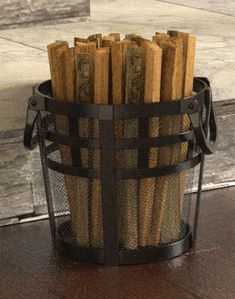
[55,221,192,265]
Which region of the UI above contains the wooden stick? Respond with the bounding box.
[151,40,183,244]
[109,33,121,42]
[88,33,103,47]
[76,42,96,101]
[121,46,143,249]
[111,40,131,247]
[62,47,88,243]
[111,42,124,104]
[139,42,162,247]
[103,35,115,47]
[125,34,148,47]
[75,50,90,103]
[75,42,96,153]
[47,41,68,99]
[74,37,88,46]
[75,42,99,247]
[91,48,109,247]
[63,48,76,101]
[94,48,109,103]
[47,43,83,243]
[152,33,170,44]
[101,39,114,103]
[159,37,185,243]
[168,31,196,210]
[159,33,195,242]
[121,40,132,78]
[74,48,90,246]
[125,33,137,40]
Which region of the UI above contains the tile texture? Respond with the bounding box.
[0,0,90,29]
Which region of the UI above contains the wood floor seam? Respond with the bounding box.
[141,266,202,299]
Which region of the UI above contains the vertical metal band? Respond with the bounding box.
[99,111,119,265]
[68,116,81,167]
[192,153,205,247]
[37,115,57,245]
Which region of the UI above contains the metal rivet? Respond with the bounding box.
[31,100,37,107]
[188,103,194,110]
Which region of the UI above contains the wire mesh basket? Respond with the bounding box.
[24,77,217,265]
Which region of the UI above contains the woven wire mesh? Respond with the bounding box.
[41,111,198,251]
[115,115,195,249]
[42,113,103,248]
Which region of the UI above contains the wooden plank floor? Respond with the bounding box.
[0,187,234,299]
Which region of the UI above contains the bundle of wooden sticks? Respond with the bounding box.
[47,31,196,249]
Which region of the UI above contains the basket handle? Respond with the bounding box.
[189,77,217,155]
[23,96,39,149]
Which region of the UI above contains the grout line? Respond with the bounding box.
[0,35,46,52]
[156,0,235,18]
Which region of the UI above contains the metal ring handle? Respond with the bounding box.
[23,96,39,149]
[189,78,217,155]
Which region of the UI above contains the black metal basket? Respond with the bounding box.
[24,77,217,266]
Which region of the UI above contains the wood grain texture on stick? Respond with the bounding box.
[76,42,96,101]
[74,48,90,246]
[47,43,82,245]
[75,50,90,103]
[111,40,131,248]
[103,35,115,47]
[62,47,89,245]
[152,33,170,44]
[151,40,183,245]
[139,42,162,247]
[88,33,102,48]
[74,37,88,46]
[91,48,109,247]
[111,41,124,246]
[159,38,185,244]
[94,48,109,104]
[125,34,147,47]
[109,33,121,42]
[47,41,68,99]
[168,31,196,212]
[75,42,95,150]
[121,46,143,249]
[63,47,75,101]
[76,42,101,247]
[111,42,124,104]
[102,40,113,103]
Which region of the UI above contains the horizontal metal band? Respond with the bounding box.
[56,221,191,265]
[44,130,195,149]
[33,77,208,119]
[116,154,201,179]
[57,221,104,264]
[119,226,192,265]
[44,141,201,178]
[45,131,100,148]
[115,131,195,149]
[46,157,101,178]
